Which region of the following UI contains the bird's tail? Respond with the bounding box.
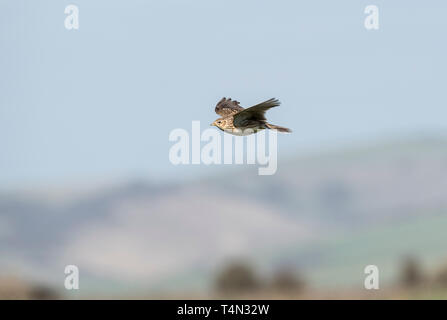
[266,123,292,133]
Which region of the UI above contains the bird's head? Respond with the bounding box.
[211,118,227,130]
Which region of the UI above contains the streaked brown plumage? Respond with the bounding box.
[211,97,291,136]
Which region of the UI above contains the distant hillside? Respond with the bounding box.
[1,136,446,294]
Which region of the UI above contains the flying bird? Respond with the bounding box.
[211,97,291,136]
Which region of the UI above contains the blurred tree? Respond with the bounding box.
[399,256,425,288]
[214,261,260,294]
[270,268,306,293]
[30,285,59,300]
[434,264,447,287]
[0,277,58,299]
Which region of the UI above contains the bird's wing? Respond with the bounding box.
[233,98,280,127]
[215,97,244,117]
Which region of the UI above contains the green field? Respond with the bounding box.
[275,210,447,288]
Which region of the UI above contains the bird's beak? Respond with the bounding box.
[210,122,214,126]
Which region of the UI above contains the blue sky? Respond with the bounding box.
[1,0,446,188]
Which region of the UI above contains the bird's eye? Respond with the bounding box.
[217,121,221,124]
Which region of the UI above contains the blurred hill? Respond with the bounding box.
[1,135,447,295]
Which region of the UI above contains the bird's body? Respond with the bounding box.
[212,116,264,136]
[211,97,291,136]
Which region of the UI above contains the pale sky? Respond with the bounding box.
[1,0,446,188]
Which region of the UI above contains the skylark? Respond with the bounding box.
[211,97,291,136]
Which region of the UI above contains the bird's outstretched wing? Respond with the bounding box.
[233,98,280,127]
[215,97,244,117]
